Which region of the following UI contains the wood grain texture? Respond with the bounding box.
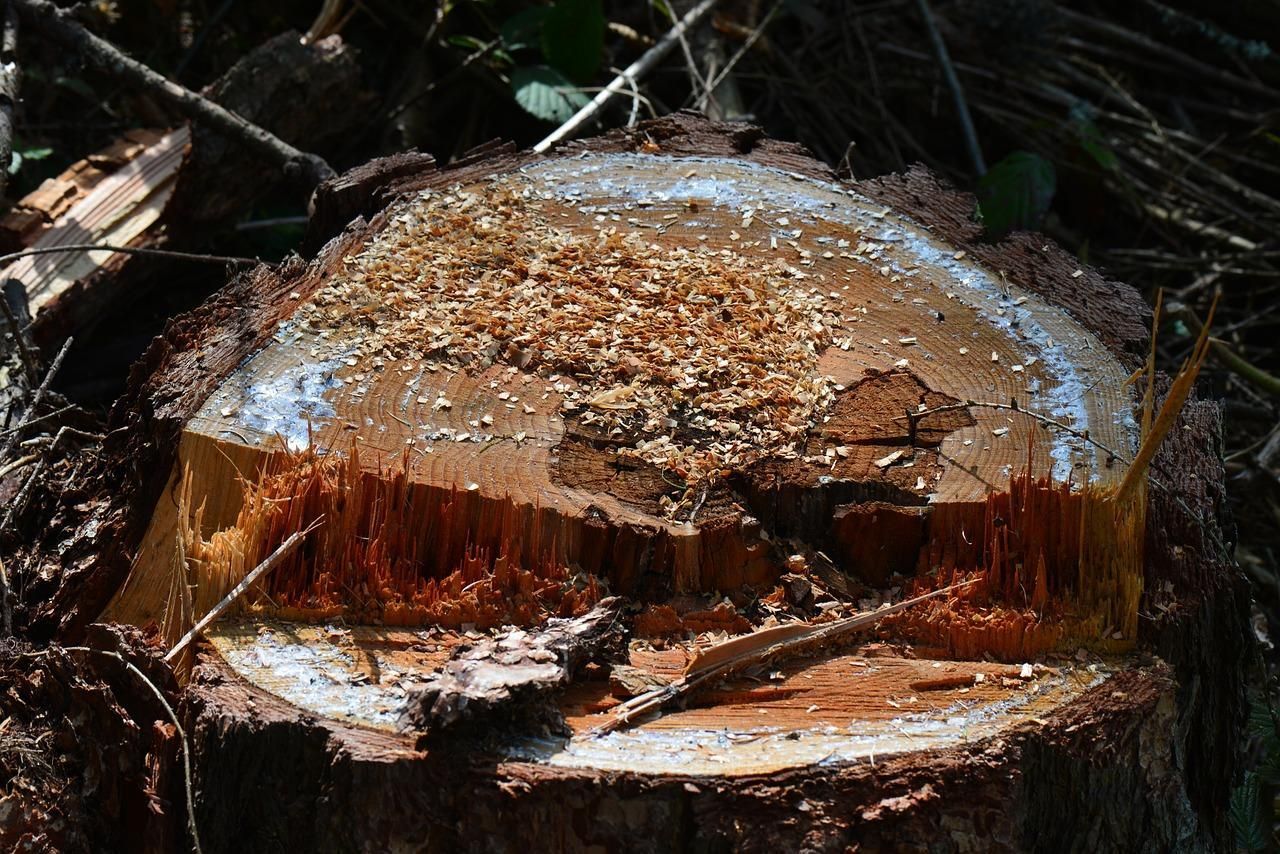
[111,139,1139,632]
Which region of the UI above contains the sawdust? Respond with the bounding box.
[300,176,840,485]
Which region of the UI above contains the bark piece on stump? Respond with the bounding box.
[397,597,624,735]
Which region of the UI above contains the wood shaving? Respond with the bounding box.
[301,178,839,486]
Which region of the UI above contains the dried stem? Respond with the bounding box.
[895,400,1133,466]
[533,0,721,153]
[164,518,323,664]
[0,284,38,385]
[592,581,974,735]
[0,1,20,202]
[0,242,261,270]
[913,0,985,176]
[1173,301,1280,397]
[63,646,203,854]
[0,337,70,463]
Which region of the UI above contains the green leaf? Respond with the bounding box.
[447,34,489,52]
[541,0,604,81]
[501,6,550,52]
[19,145,53,161]
[1069,112,1117,172]
[975,151,1056,238]
[511,65,589,123]
[1231,771,1271,852]
[8,145,53,175]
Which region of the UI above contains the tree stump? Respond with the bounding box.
[48,116,1246,851]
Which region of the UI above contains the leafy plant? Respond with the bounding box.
[511,65,590,123]
[975,151,1056,238]
[1233,690,1280,851]
[502,0,603,123]
[9,142,54,175]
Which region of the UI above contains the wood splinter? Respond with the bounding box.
[592,581,975,735]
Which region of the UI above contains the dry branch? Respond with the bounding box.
[533,0,721,153]
[0,1,20,201]
[164,519,322,664]
[13,0,334,189]
[593,581,974,735]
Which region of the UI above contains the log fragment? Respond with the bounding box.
[0,30,366,353]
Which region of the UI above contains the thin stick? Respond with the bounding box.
[0,288,38,385]
[0,405,76,437]
[0,456,41,534]
[1173,302,1280,397]
[0,337,70,463]
[533,0,721,154]
[0,243,261,270]
[164,519,323,663]
[63,646,203,854]
[695,0,781,112]
[591,580,975,735]
[13,0,333,189]
[0,555,9,635]
[0,451,37,479]
[914,0,985,176]
[893,400,1133,465]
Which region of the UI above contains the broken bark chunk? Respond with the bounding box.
[397,598,624,735]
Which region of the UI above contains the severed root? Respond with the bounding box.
[398,597,625,737]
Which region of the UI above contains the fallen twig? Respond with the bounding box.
[13,0,334,189]
[0,337,70,463]
[533,0,720,153]
[0,285,38,385]
[0,242,262,271]
[0,555,9,635]
[0,451,37,479]
[591,581,975,735]
[893,400,1134,466]
[1172,301,1280,397]
[0,0,19,201]
[164,518,323,664]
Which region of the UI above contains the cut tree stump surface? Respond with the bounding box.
[108,146,1140,629]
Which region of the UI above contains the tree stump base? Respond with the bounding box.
[43,115,1245,851]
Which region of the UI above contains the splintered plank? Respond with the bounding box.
[2,127,188,318]
[109,152,1139,634]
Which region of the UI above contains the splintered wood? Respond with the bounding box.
[1,127,188,321]
[204,618,1103,776]
[109,151,1148,665]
